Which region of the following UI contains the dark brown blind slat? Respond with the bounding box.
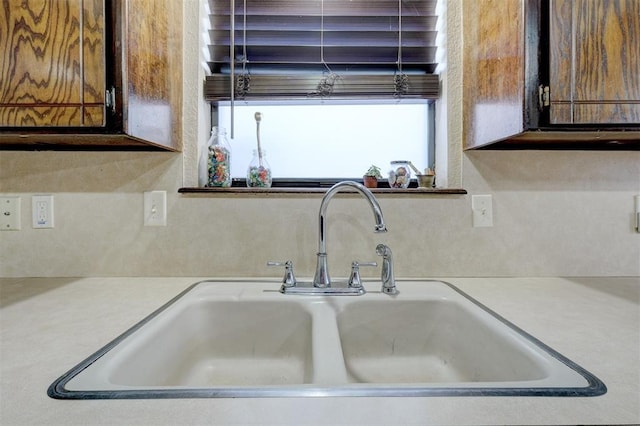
[209,0,437,16]
[204,0,440,100]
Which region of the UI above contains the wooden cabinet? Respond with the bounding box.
[549,0,640,125]
[0,0,182,150]
[0,0,106,127]
[463,0,640,150]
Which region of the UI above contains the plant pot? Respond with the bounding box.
[363,176,378,188]
[416,174,435,188]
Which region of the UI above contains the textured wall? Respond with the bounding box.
[1,0,638,278]
[1,150,638,278]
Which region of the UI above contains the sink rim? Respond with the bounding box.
[47,279,607,399]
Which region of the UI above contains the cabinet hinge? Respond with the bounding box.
[538,85,550,110]
[105,87,116,114]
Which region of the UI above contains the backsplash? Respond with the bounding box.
[1,150,638,278]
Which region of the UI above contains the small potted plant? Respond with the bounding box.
[363,165,382,188]
[416,167,436,188]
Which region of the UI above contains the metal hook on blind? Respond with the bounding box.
[394,0,409,98]
[314,73,339,97]
[309,0,340,98]
[229,0,252,136]
[235,0,251,98]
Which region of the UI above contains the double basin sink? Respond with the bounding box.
[48,280,606,399]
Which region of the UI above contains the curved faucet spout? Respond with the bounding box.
[313,181,387,288]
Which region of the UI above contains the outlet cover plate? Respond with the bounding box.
[0,196,21,230]
[32,195,54,228]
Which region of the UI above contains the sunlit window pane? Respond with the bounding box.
[217,103,431,179]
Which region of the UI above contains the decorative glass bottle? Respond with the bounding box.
[387,160,412,188]
[205,126,231,187]
[246,149,272,188]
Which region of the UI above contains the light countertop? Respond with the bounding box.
[1,277,638,425]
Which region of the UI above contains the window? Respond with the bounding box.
[217,101,434,179]
[203,0,440,183]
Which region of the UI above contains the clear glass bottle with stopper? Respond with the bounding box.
[247,112,272,187]
[206,126,231,187]
[247,149,272,187]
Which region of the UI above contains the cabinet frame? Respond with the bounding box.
[464,0,640,150]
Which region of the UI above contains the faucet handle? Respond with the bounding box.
[348,261,377,289]
[267,261,297,288]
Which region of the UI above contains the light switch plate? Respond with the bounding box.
[0,196,21,230]
[472,194,493,227]
[144,191,167,226]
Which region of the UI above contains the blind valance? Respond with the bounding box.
[204,0,440,100]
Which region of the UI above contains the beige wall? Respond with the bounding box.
[1,150,638,278]
[1,0,638,278]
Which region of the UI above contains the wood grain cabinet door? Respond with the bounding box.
[0,0,105,127]
[549,0,640,124]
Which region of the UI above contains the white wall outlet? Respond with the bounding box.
[0,196,21,230]
[144,191,167,226]
[472,194,493,227]
[32,195,54,228]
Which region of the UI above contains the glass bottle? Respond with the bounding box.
[388,160,412,188]
[205,127,232,187]
[246,149,272,188]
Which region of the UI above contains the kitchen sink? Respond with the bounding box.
[48,280,606,399]
[107,300,313,387]
[339,300,561,385]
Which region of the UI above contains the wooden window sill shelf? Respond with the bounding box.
[178,187,467,195]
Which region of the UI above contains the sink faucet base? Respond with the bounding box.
[313,253,330,288]
[280,281,366,296]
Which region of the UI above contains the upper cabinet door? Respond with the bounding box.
[462,0,526,149]
[0,0,182,151]
[549,0,640,125]
[121,0,182,149]
[0,0,106,127]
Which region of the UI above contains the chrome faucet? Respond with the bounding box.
[313,181,387,288]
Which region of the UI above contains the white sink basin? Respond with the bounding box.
[108,300,313,387]
[339,300,554,384]
[49,280,606,398]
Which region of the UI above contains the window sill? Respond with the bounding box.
[178,187,467,195]
[179,179,466,195]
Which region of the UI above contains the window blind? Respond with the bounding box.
[204,0,440,100]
